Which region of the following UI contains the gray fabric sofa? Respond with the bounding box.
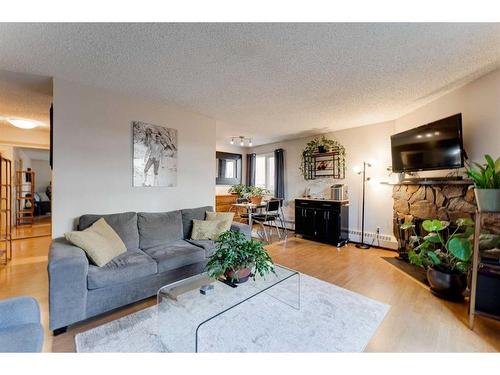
[48,206,251,334]
[0,296,44,352]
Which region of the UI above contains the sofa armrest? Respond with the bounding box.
[0,296,40,329]
[230,222,252,240]
[48,238,89,330]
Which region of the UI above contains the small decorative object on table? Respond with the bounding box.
[206,231,275,287]
[199,284,214,295]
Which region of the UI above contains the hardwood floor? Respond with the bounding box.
[1,234,499,352]
[11,217,52,240]
[267,238,500,352]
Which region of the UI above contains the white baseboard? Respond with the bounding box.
[348,229,398,250]
[260,220,398,250]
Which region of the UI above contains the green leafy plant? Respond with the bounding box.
[206,231,275,282]
[228,184,251,197]
[466,154,500,189]
[299,135,346,179]
[245,186,269,198]
[408,218,474,274]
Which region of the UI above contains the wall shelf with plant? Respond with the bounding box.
[299,135,346,180]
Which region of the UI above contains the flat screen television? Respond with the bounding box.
[391,114,464,173]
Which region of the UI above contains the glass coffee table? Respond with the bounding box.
[157,265,300,352]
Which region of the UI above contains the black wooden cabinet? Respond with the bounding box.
[295,199,349,247]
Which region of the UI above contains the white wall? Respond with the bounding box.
[52,79,216,237]
[13,148,32,170]
[215,140,247,195]
[31,159,51,193]
[395,68,500,164]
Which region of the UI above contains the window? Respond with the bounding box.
[255,153,275,195]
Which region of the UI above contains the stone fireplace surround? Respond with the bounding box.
[393,180,499,235]
[391,181,476,254]
[392,182,476,226]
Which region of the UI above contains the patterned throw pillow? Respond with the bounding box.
[206,211,234,230]
[206,211,235,240]
[190,219,220,240]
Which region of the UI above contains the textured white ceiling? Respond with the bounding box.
[0,23,498,145]
[0,70,52,132]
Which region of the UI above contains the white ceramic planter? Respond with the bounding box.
[475,188,500,212]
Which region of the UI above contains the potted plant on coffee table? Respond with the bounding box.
[206,231,275,284]
[466,154,500,212]
[245,186,268,205]
[408,218,474,301]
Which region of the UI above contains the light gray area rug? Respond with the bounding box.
[75,274,390,352]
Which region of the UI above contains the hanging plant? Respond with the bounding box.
[299,135,346,179]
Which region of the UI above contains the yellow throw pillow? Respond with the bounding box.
[65,218,127,267]
[191,219,220,240]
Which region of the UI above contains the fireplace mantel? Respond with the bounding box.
[381,179,473,186]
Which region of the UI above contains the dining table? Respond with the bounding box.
[230,202,266,227]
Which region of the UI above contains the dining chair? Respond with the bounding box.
[232,197,250,223]
[252,199,284,242]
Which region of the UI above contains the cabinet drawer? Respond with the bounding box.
[295,200,312,207]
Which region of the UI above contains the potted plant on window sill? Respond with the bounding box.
[245,186,269,205]
[406,218,474,301]
[466,154,500,212]
[206,231,275,284]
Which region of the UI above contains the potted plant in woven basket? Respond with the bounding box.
[406,218,474,301]
[206,231,275,284]
[466,154,500,212]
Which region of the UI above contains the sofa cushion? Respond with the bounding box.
[180,206,213,239]
[190,219,220,240]
[143,240,206,273]
[0,323,44,353]
[87,249,158,290]
[186,239,217,257]
[65,218,127,267]
[137,211,183,250]
[79,212,139,251]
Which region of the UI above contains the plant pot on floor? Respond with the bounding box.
[475,189,500,212]
[250,196,262,205]
[426,267,467,301]
[225,267,252,284]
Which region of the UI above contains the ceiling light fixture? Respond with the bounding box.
[7,118,39,129]
[230,136,253,147]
